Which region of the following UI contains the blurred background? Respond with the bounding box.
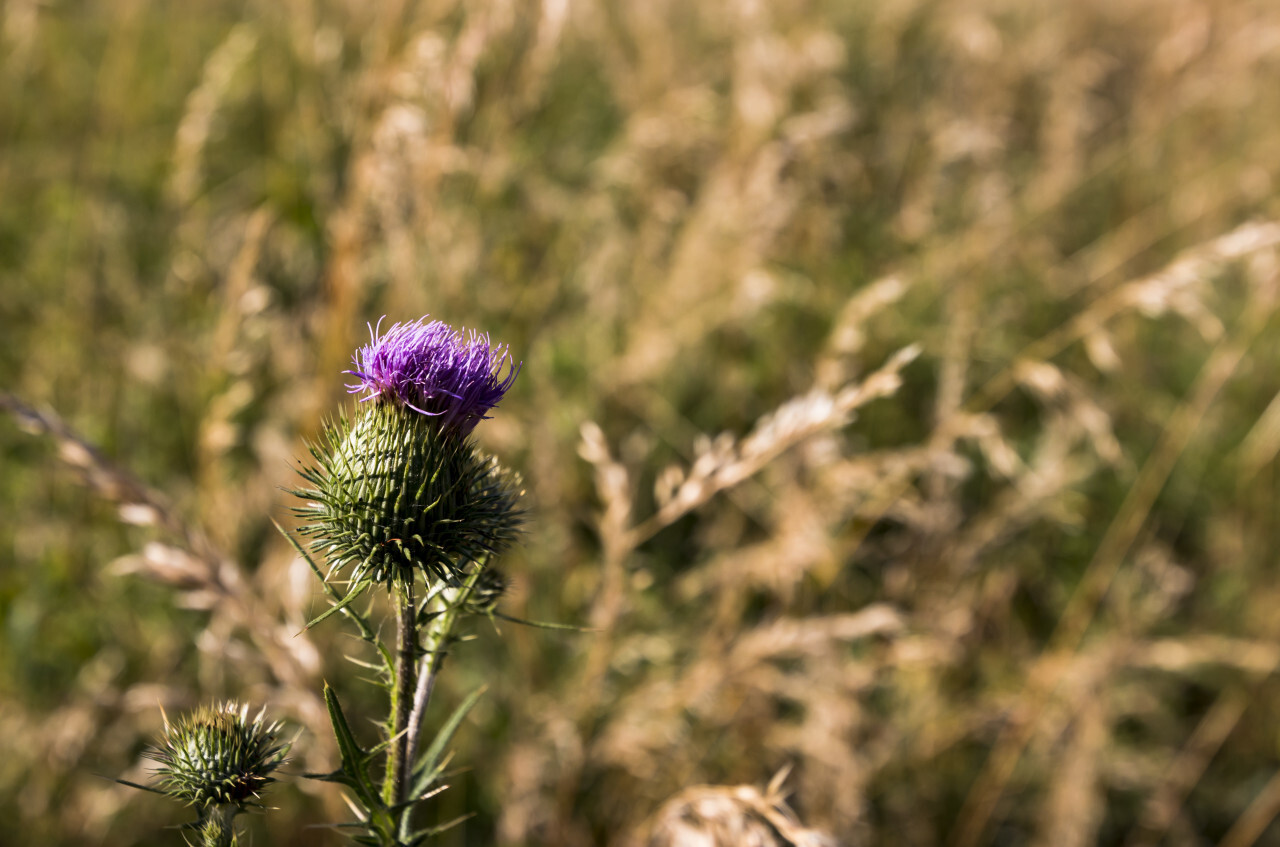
[3,0,1280,845]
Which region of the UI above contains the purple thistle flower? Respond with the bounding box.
[345,316,520,435]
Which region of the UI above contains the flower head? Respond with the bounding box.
[294,407,524,589]
[142,702,288,811]
[346,316,520,436]
[465,566,510,614]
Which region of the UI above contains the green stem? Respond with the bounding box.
[397,566,483,840]
[405,567,481,770]
[384,578,417,809]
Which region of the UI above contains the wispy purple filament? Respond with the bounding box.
[345,317,520,435]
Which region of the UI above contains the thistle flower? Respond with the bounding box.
[140,702,287,811]
[294,317,524,593]
[346,317,520,437]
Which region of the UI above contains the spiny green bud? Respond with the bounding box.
[294,402,523,589]
[144,702,287,811]
[190,807,238,847]
[467,567,510,614]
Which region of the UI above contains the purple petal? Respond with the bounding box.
[344,316,520,435]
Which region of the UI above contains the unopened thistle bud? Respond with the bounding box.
[295,316,523,590]
[467,567,510,614]
[143,702,287,811]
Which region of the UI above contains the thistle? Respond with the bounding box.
[294,318,523,598]
[123,702,288,847]
[123,316,528,846]
[465,566,510,614]
[287,315,526,845]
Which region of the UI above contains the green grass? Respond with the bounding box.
[4,1,1280,845]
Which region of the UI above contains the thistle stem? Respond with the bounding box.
[404,658,439,767]
[386,579,417,808]
[404,567,482,770]
[398,567,483,840]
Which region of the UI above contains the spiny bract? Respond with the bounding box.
[294,402,523,588]
[144,702,287,810]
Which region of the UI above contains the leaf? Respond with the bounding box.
[114,778,165,796]
[406,812,475,845]
[306,576,377,630]
[301,769,360,789]
[274,519,382,644]
[492,611,596,632]
[409,685,486,800]
[391,766,451,820]
[324,682,380,809]
[365,726,405,759]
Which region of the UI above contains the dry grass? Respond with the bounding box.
[3,0,1280,845]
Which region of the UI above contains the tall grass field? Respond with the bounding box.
[3,0,1280,844]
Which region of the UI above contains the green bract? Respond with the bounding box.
[294,402,522,591]
[145,703,287,811]
[466,567,510,614]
